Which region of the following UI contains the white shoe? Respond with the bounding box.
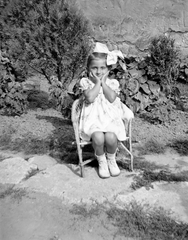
[96,154,110,178]
[107,153,120,177]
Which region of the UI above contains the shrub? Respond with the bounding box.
[146,35,180,97]
[0,0,93,117]
[178,54,188,83]
[0,51,28,115]
[109,35,182,123]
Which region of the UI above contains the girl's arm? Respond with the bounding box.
[83,73,101,103]
[101,72,117,103]
[102,82,117,103]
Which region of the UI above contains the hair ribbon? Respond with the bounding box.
[93,42,124,66]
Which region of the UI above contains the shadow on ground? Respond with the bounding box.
[26,89,56,110]
[168,139,188,156]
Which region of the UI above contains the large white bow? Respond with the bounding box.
[93,42,124,65]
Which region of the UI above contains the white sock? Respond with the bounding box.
[95,153,106,159]
[106,152,116,160]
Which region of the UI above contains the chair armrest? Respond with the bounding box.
[123,118,132,137]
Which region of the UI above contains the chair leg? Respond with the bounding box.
[128,121,133,171]
[129,151,134,171]
[128,137,133,171]
[128,136,132,153]
[80,165,85,178]
[120,141,134,171]
[77,144,85,177]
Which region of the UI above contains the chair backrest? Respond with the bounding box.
[71,98,84,141]
[71,98,83,124]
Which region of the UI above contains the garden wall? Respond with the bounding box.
[77,0,188,57]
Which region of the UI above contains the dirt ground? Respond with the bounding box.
[0,78,188,240]
[1,187,124,240]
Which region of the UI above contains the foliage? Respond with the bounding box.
[113,57,154,113]
[0,1,29,82]
[108,35,182,124]
[110,56,162,113]
[140,99,175,124]
[146,35,180,96]
[0,50,28,115]
[138,138,166,155]
[49,76,79,118]
[0,0,92,117]
[178,54,188,83]
[107,201,188,240]
[70,200,188,240]
[131,169,188,190]
[168,139,188,156]
[0,5,184,120]
[0,185,27,200]
[43,33,187,120]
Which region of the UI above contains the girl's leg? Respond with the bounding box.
[105,132,118,154]
[91,131,110,178]
[91,131,105,156]
[105,132,120,177]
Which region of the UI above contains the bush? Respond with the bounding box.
[178,54,188,83]
[108,35,182,123]
[146,35,180,97]
[0,0,92,117]
[0,51,28,115]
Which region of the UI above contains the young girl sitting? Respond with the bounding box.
[79,42,134,179]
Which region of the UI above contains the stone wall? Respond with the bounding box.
[77,0,188,56]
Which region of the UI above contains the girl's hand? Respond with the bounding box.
[89,71,101,84]
[101,71,109,85]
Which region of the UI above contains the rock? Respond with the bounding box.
[143,150,188,173]
[0,157,38,184]
[28,155,57,170]
[19,164,134,204]
[115,182,188,223]
[23,80,40,91]
[77,0,188,55]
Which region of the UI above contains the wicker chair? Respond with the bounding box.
[71,98,134,177]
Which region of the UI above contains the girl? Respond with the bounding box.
[79,42,134,178]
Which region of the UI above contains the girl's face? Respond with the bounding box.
[89,58,108,80]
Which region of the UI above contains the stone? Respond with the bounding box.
[19,164,134,204]
[115,182,188,223]
[23,80,40,91]
[77,0,188,55]
[143,149,188,173]
[0,157,38,184]
[28,155,57,170]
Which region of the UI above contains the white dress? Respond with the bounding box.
[79,77,134,141]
